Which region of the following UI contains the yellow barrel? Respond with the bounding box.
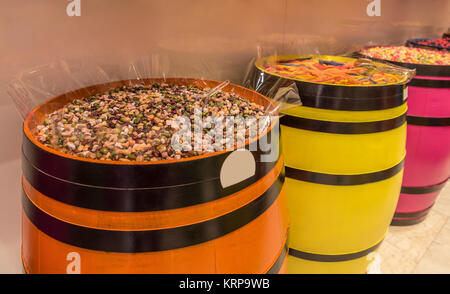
[253,55,410,273]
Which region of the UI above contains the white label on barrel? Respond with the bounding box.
[403,86,408,101]
[66,252,81,274]
[220,150,256,188]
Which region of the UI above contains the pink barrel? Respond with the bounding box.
[356,48,450,225]
[392,74,450,225]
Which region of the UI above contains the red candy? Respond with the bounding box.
[415,38,449,50]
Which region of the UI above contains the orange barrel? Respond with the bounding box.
[21,78,289,274]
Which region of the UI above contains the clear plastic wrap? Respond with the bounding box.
[8,57,168,119]
[243,48,416,113]
[242,49,303,112]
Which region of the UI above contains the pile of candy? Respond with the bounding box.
[35,84,266,162]
[261,56,406,86]
[415,38,450,50]
[360,46,450,66]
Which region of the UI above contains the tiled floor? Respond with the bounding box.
[379,183,450,274]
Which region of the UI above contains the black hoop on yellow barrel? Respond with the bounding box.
[253,55,409,274]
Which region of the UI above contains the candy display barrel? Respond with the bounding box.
[21,78,289,274]
[358,47,450,225]
[253,55,409,274]
[394,70,450,225]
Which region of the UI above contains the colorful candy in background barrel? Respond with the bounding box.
[359,46,450,225]
[21,78,289,274]
[253,55,409,273]
[406,38,450,51]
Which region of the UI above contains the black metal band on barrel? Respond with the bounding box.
[401,179,448,195]
[407,116,450,127]
[391,216,428,226]
[291,91,404,112]
[22,171,284,253]
[22,126,280,188]
[408,78,450,88]
[288,240,382,262]
[391,211,430,226]
[266,243,288,274]
[285,159,404,186]
[391,202,435,226]
[393,206,433,219]
[21,153,281,212]
[280,114,406,134]
[253,68,406,111]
